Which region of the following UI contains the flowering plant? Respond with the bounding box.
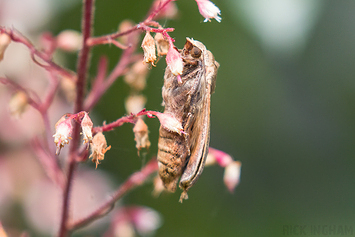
[0,0,239,236]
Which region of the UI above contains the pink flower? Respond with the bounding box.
[165,43,183,76]
[195,0,221,22]
[150,111,184,135]
[53,115,73,155]
[224,161,241,193]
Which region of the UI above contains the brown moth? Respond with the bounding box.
[157,38,219,202]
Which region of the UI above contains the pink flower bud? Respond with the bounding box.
[195,0,221,22]
[0,33,11,61]
[151,0,178,20]
[208,147,233,167]
[224,161,241,193]
[166,43,183,76]
[53,115,73,155]
[109,206,162,237]
[141,31,156,66]
[151,112,184,135]
[81,112,93,144]
[56,30,82,52]
[89,132,111,168]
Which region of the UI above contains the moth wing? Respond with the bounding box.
[179,80,211,198]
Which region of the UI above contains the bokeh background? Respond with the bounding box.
[1,0,355,236]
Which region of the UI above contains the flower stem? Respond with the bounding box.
[58,0,95,236]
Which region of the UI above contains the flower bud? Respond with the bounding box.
[124,61,149,92]
[195,0,221,22]
[166,43,183,76]
[125,95,147,114]
[0,33,11,61]
[151,0,178,20]
[118,20,135,45]
[224,161,241,193]
[8,91,28,118]
[56,30,82,52]
[208,147,233,167]
[90,132,111,168]
[133,118,151,155]
[60,76,76,102]
[81,112,93,144]
[53,115,73,155]
[154,33,169,56]
[141,31,156,66]
[109,206,162,237]
[153,112,184,135]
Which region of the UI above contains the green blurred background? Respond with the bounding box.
[49,0,355,236]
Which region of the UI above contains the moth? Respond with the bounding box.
[157,38,219,202]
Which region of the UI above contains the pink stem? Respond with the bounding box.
[93,110,155,133]
[67,158,159,231]
[0,27,76,80]
[58,0,95,236]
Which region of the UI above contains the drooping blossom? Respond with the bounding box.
[195,0,221,23]
[56,30,82,52]
[166,42,183,77]
[53,115,73,155]
[81,112,93,144]
[89,132,111,168]
[141,31,156,66]
[207,148,241,193]
[133,118,151,155]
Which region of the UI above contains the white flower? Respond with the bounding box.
[53,116,73,154]
[81,112,93,144]
[195,0,221,23]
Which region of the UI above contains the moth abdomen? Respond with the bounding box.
[157,127,189,192]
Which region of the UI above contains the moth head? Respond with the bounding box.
[183,38,206,59]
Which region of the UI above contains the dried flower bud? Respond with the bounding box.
[8,91,28,118]
[124,61,149,91]
[81,112,93,144]
[153,112,184,135]
[151,0,178,20]
[0,33,11,61]
[90,132,111,168]
[60,76,76,102]
[154,33,169,56]
[133,118,151,155]
[141,31,156,66]
[56,30,82,52]
[195,0,221,22]
[125,95,147,114]
[224,161,241,193]
[53,115,73,155]
[166,43,183,76]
